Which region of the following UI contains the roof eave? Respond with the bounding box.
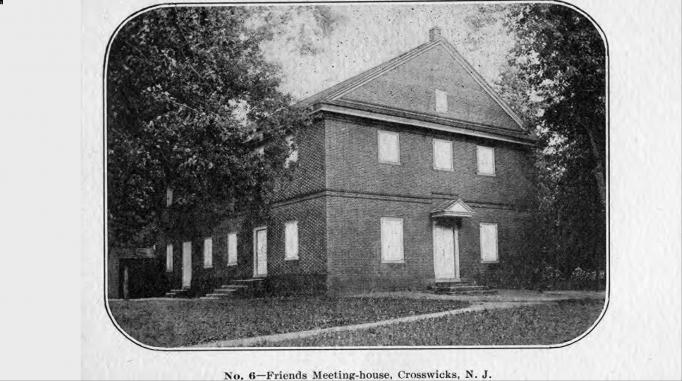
[312,102,537,146]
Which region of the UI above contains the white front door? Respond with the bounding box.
[433,222,460,280]
[182,241,192,288]
[253,227,268,277]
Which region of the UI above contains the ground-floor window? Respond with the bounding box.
[165,243,173,272]
[227,232,238,266]
[284,220,299,260]
[479,223,499,263]
[381,217,404,263]
[253,227,268,277]
[203,237,213,268]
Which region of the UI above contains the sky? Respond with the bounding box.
[258,3,516,101]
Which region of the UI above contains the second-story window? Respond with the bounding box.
[433,138,453,171]
[378,130,400,164]
[476,145,495,176]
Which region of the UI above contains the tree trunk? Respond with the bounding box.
[582,123,607,207]
[592,162,607,207]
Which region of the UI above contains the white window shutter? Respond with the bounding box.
[203,237,213,268]
[435,89,448,113]
[477,146,495,175]
[284,221,299,260]
[166,244,173,272]
[433,139,453,170]
[480,223,499,262]
[227,233,238,266]
[381,218,404,262]
[378,131,400,163]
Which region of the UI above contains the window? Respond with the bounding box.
[480,223,499,263]
[227,233,238,266]
[284,135,298,168]
[435,89,448,113]
[433,138,453,170]
[476,145,495,175]
[284,221,299,260]
[380,217,404,263]
[378,130,400,164]
[165,244,173,272]
[203,237,213,268]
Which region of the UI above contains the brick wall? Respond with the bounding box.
[272,119,326,201]
[266,196,327,276]
[325,194,533,293]
[162,111,536,294]
[456,206,533,283]
[323,112,536,293]
[324,114,536,208]
[341,45,519,130]
[326,196,432,293]
[164,196,328,292]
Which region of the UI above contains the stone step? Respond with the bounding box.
[442,289,498,296]
[428,284,479,290]
[233,278,265,284]
[203,293,235,298]
[218,284,249,289]
[199,278,266,300]
[165,287,191,298]
[427,279,496,296]
[431,285,489,291]
[212,289,239,295]
[429,279,476,287]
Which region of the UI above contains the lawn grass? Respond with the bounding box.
[108,296,470,347]
[259,299,605,347]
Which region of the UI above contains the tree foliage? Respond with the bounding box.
[106,7,339,247]
[495,4,606,284]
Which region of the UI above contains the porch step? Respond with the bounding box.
[213,288,240,294]
[217,284,249,290]
[427,279,497,295]
[201,278,266,300]
[164,288,191,298]
[233,278,266,284]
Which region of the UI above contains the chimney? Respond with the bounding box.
[429,26,442,42]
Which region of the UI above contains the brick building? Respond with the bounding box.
[162,27,537,295]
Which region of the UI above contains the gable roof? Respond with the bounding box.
[299,40,438,107]
[299,35,535,145]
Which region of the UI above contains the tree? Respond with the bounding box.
[106,7,337,247]
[504,4,606,205]
[497,4,606,284]
[462,4,606,287]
